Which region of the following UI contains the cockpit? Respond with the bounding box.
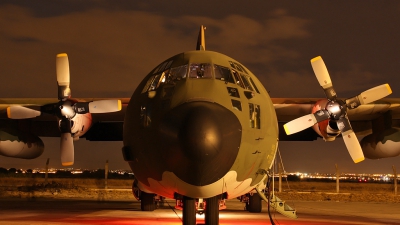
[139,52,262,131]
[141,60,260,95]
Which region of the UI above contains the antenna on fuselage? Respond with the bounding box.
[196,25,206,51]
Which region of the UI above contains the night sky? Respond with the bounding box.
[1,1,399,174]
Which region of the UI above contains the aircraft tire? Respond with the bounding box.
[205,196,219,225]
[247,193,262,213]
[141,192,156,211]
[182,196,196,225]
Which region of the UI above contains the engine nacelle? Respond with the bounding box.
[360,128,400,159]
[311,99,341,141]
[70,113,92,139]
[0,130,44,159]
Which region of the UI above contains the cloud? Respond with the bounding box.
[0,4,395,100]
[0,5,313,98]
[170,9,311,64]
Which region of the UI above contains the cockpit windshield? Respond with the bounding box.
[142,59,260,95]
[189,63,212,78]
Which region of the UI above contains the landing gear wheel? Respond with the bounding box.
[247,193,262,213]
[205,196,219,225]
[158,196,165,208]
[141,192,156,211]
[183,196,196,225]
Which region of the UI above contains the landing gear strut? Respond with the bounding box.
[205,196,220,225]
[247,193,262,213]
[141,191,156,211]
[181,195,221,225]
[183,196,196,225]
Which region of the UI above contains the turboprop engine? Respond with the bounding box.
[0,130,44,159]
[284,56,392,163]
[6,53,121,166]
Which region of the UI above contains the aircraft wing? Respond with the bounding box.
[3,97,400,141]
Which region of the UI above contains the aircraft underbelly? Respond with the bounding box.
[137,170,256,199]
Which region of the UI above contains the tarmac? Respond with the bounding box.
[1,198,400,225]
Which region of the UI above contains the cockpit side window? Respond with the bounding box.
[148,73,163,91]
[240,74,254,91]
[229,61,248,74]
[168,65,188,82]
[141,75,156,93]
[248,77,260,94]
[236,63,248,74]
[214,64,235,84]
[231,70,244,88]
[142,70,168,93]
[189,63,212,78]
[142,61,185,94]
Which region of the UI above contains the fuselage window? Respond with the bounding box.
[140,105,151,128]
[214,64,235,83]
[227,87,240,98]
[189,63,212,78]
[249,103,260,129]
[232,70,244,88]
[231,99,242,111]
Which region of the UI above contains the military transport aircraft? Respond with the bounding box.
[1,25,399,225]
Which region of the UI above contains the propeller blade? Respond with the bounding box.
[56,53,71,100]
[59,117,74,166]
[60,133,74,166]
[75,100,121,114]
[283,114,317,135]
[359,84,392,105]
[7,106,41,119]
[346,84,392,109]
[311,56,332,87]
[336,116,365,163]
[342,130,365,163]
[88,100,122,113]
[284,114,316,135]
[284,110,330,135]
[311,56,337,100]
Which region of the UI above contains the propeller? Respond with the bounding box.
[7,53,121,166]
[284,56,392,163]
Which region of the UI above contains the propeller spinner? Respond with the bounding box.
[284,56,392,163]
[7,53,122,166]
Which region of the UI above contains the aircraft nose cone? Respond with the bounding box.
[179,107,222,160]
[159,101,242,186]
